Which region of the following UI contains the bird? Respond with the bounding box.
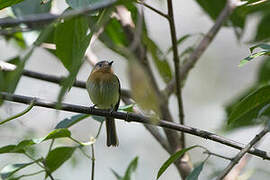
[86,60,120,147]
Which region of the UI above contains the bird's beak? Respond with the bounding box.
[109,61,114,66]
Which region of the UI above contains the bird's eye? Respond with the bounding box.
[98,64,102,67]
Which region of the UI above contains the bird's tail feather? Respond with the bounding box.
[106,117,118,147]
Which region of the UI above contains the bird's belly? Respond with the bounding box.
[87,80,119,109]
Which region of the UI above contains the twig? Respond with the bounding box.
[91,144,95,180]
[135,1,169,19]
[163,0,237,97]
[24,152,54,180]
[1,92,270,161]
[167,0,186,148]
[122,98,171,153]
[0,99,35,125]
[216,127,269,180]
[0,0,117,27]
[203,150,233,161]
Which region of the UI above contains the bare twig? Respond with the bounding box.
[203,150,233,161]
[91,144,95,180]
[0,0,117,27]
[163,0,237,97]
[216,127,269,180]
[1,92,270,161]
[167,0,186,148]
[135,1,169,19]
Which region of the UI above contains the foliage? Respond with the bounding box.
[0,0,270,179]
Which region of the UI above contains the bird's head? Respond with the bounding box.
[92,61,114,74]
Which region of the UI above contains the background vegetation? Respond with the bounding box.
[0,0,270,179]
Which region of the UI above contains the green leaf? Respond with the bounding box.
[143,36,172,83]
[12,0,51,17]
[45,146,76,174]
[0,145,25,154]
[239,51,269,67]
[123,157,138,180]
[157,146,198,179]
[195,0,226,21]
[92,115,105,123]
[55,114,90,129]
[55,15,91,104]
[4,32,27,49]
[228,85,270,125]
[257,56,270,84]
[186,162,205,180]
[0,160,41,179]
[166,34,192,54]
[250,43,270,53]
[33,129,71,143]
[0,0,24,10]
[118,104,135,112]
[34,24,55,46]
[254,13,270,42]
[55,15,90,72]
[111,169,123,180]
[0,49,33,105]
[223,86,258,131]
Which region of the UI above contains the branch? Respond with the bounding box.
[135,1,169,19]
[163,0,237,97]
[167,0,185,148]
[121,97,171,154]
[216,127,269,180]
[1,92,270,161]
[0,0,116,27]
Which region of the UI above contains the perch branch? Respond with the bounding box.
[1,92,270,161]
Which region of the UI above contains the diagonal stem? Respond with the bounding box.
[216,127,269,180]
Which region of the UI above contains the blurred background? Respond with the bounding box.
[0,0,269,179]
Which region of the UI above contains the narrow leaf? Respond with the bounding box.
[33,129,71,143]
[0,160,41,179]
[55,114,89,129]
[239,51,269,67]
[118,104,135,112]
[186,162,205,180]
[0,0,24,10]
[157,146,198,179]
[228,85,270,125]
[250,43,270,53]
[123,157,138,180]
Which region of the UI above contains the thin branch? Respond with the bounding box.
[0,0,117,27]
[167,0,186,148]
[1,92,270,161]
[216,127,269,180]
[91,144,95,180]
[135,1,169,19]
[122,98,171,153]
[163,0,237,97]
[0,99,35,125]
[203,150,233,161]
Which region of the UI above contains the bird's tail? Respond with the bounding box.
[106,117,118,147]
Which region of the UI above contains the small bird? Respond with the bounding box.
[86,61,120,147]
